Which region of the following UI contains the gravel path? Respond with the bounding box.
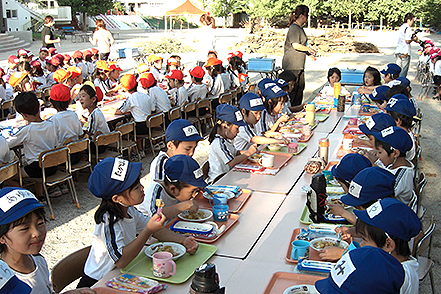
[36,29,439,292]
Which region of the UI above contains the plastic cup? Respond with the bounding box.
[291,240,310,260]
[212,205,228,222]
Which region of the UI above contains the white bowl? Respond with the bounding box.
[178,209,213,222]
[144,242,186,260]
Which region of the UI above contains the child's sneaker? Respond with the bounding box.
[48,186,62,198]
[59,184,69,194]
[130,152,140,162]
[138,150,145,158]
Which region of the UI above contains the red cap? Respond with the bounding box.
[108,64,122,71]
[48,48,58,56]
[429,47,439,55]
[63,54,71,61]
[67,66,82,78]
[96,86,103,102]
[165,69,184,80]
[72,50,83,59]
[83,50,92,58]
[91,48,99,54]
[204,57,222,67]
[53,68,72,83]
[189,66,205,79]
[30,60,41,68]
[167,58,178,66]
[40,47,49,52]
[17,49,27,56]
[50,84,71,101]
[8,55,19,64]
[120,74,137,90]
[227,51,244,60]
[46,56,61,67]
[139,72,156,88]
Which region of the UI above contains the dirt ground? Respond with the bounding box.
[32,28,439,292]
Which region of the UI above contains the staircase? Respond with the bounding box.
[0,33,30,53]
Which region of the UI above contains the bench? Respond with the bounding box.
[62,26,76,35]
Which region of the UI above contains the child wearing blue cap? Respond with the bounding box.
[208,104,257,183]
[354,198,421,294]
[0,188,94,294]
[234,93,288,150]
[368,85,391,110]
[315,246,405,294]
[330,153,372,194]
[381,63,401,85]
[149,119,203,185]
[319,67,350,97]
[78,158,198,287]
[357,112,396,148]
[255,85,290,136]
[384,94,417,161]
[139,154,206,218]
[369,126,414,205]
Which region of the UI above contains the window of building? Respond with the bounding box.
[6,9,18,18]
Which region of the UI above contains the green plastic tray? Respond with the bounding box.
[299,205,354,226]
[121,243,217,284]
[263,143,307,155]
[315,113,329,122]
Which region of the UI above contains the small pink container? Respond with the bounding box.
[288,142,299,153]
[302,125,312,135]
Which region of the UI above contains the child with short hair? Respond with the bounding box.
[149,119,203,185]
[208,104,257,183]
[384,94,417,161]
[354,198,421,294]
[381,63,401,85]
[139,154,204,218]
[148,55,163,81]
[319,67,350,97]
[8,92,58,181]
[187,66,208,102]
[37,48,49,69]
[104,64,123,97]
[358,113,397,148]
[45,55,61,88]
[234,93,288,151]
[78,158,198,287]
[139,72,171,114]
[255,85,290,135]
[166,69,188,108]
[205,58,225,100]
[72,51,88,80]
[0,187,95,294]
[368,85,390,110]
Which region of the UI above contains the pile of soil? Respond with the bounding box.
[240,28,379,55]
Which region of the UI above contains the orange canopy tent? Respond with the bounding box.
[166,0,206,16]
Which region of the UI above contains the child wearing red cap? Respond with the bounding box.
[187,66,208,102]
[227,54,247,89]
[205,58,225,100]
[36,47,48,69]
[104,64,123,96]
[138,72,171,114]
[166,69,188,108]
[72,51,88,80]
[4,55,19,83]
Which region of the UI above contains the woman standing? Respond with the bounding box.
[282,5,316,106]
[89,19,114,61]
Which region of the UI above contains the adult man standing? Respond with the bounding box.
[41,15,60,48]
[395,13,417,77]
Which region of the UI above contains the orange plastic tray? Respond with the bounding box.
[285,228,303,264]
[263,272,325,294]
[195,189,252,213]
[167,213,240,243]
[298,132,314,142]
[241,152,293,170]
[336,142,374,158]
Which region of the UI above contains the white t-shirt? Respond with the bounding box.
[234,124,256,151]
[320,84,350,96]
[5,84,13,100]
[406,131,416,162]
[84,107,110,135]
[187,83,208,102]
[388,162,415,205]
[7,120,58,165]
[176,86,189,108]
[0,136,10,164]
[396,23,413,54]
[13,254,52,294]
[255,109,277,136]
[220,72,231,91]
[208,134,236,183]
[148,86,171,113]
[48,110,83,146]
[149,151,169,185]
[208,75,225,100]
[137,182,179,218]
[45,72,56,88]
[93,29,113,53]
[400,256,419,294]
[119,91,152,122]
[76,62,89,80]
[150,67,161,81]
[84,206,149,281]
[434,60,441,76]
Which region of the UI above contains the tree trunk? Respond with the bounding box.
[349,11,352,29]
[82,12,86,31]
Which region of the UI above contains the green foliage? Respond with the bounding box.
[201,0,248,18]
[133,37,196,54]
[113,2,126,14]
[57,0,114,17]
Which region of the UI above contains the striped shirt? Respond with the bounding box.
[137,182,179,217]
[148,151,169,186]
[208,134,236,183]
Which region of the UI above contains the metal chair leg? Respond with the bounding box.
[42,184,55,220]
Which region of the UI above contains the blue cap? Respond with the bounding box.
[315,246,404,294]
[385,95,416,118]
[354,198,421,241]
[359,113,396,135]
[88,158,142,199]
[165,119,203,142]
[239,93,265,111]
[0,188,45,225]
[372,126,413,154]
[261,85,287,100]
[274,78,289,88]
[341,167,395,207]
[396,76,410,87]
[216,104,247,126]
[0,260,31,293]
[257,78,275,92]
[331,153,372,183]
[164,155,207,188]
[368,85,389,101]
[380,63,401,75]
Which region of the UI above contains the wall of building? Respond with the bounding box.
[2,0,31,32]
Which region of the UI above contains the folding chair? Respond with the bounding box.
[168,106,182,122]
[412,216,436,294]
[219,92,232,104]
[114,121,138,160]
[1,100,13,120]
[94,131,122,164]
[196,99,214,134]
[66,138,92,176]
[147,113,166,157]
[414,171,427,219]
[51,246,91,293]
[0,160,21,186]
[183,102,200,130]
[230,88,238,106]
[27,147,80,220]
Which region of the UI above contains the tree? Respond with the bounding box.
[323,0,367,28]
[201,0,249,25]
[57,0,114,30]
